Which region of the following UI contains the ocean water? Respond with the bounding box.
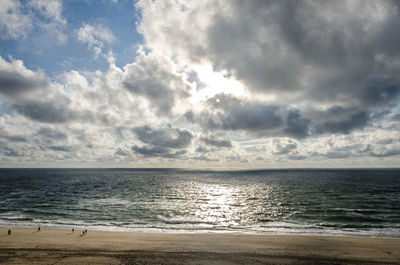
[0,168,399,237]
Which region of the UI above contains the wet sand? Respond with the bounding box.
[0,227,399,264]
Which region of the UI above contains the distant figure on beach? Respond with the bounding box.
[72,228,74,233]
[38,226,40,232]
[81,229,88,236]
[8,229,11,235]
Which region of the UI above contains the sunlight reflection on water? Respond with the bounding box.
[1,169,399,236]
[162,179,288,230]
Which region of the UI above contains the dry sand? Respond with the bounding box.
[0,227,399,264]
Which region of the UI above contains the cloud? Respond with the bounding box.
[77,23,115,60]
[312,107,370,135]
[122,51,191,115]
[370,148,400,158]
[37,127,67,140]
[115,148,130,157]
[28,0,66,26]
[132,145,186,158]
[132,126,193,158]
[0,0,67,42]
[0,129,26,142]
[0,57,49,97]
[195,145,209,153]
[287,154,307,161]
[48,145,75,152]
[12,99,75,123]
[324,151,351,159]
[30,0,67,43]
[1,0,400,167]
[273,139,297,155]
[189,94,372,138]
[227,155,248,163]
[0,56,79,124]
[191,94,283,133]
[284,110,311,139]
[0,144,21,157]
[192,155,219,162]
[137,0,400,127]
[0,0,32,39]
[200,135,232,148]
[133,126,192,149]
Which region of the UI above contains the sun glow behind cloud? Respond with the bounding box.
[191,63,245,101]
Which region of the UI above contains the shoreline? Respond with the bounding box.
[1,223,399,238]
[1,227,399,264]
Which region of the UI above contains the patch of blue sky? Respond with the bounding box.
[0,0,142,78]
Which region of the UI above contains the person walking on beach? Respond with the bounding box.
[8,229,11,235]
[38,226,40,232]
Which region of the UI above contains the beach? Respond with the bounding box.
[0,227,399,264]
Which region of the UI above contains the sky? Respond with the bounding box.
[0,0,400,168]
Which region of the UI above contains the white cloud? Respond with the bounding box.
[77,24,115,60]
[28,0,66,25]
[0,0,67,43]
[0,0,33,39]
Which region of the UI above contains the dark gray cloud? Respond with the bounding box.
[195,145,209,153]
[206,1,304,93]
[313,107,370,135]
[132,126,192,158]
[4,135,26,142]
[284,110,311,139]
[132,145,186,158]
[132,126,192,149]
[122,54,190,115]
[12,99,75,123]
[37,128,67,140]
[192,94,283,133]
[0,146,21,157]
[377,138,394,145]
[0,67,49,97]
[0,140,24,157]
[48,145,75,152]
[273,139,297,155]
[200,135,232,148]
[324,151,351,159]
[360,79,400,107]
[190,94,372,138]
[287,154,307,160]
[0,58,78,124]
[115,148,130,157]
[392,114,400,121]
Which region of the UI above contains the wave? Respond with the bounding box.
[1,218,399,237]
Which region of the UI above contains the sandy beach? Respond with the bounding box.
[0,227,398,264]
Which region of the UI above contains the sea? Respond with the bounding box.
[0,168,399,237]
